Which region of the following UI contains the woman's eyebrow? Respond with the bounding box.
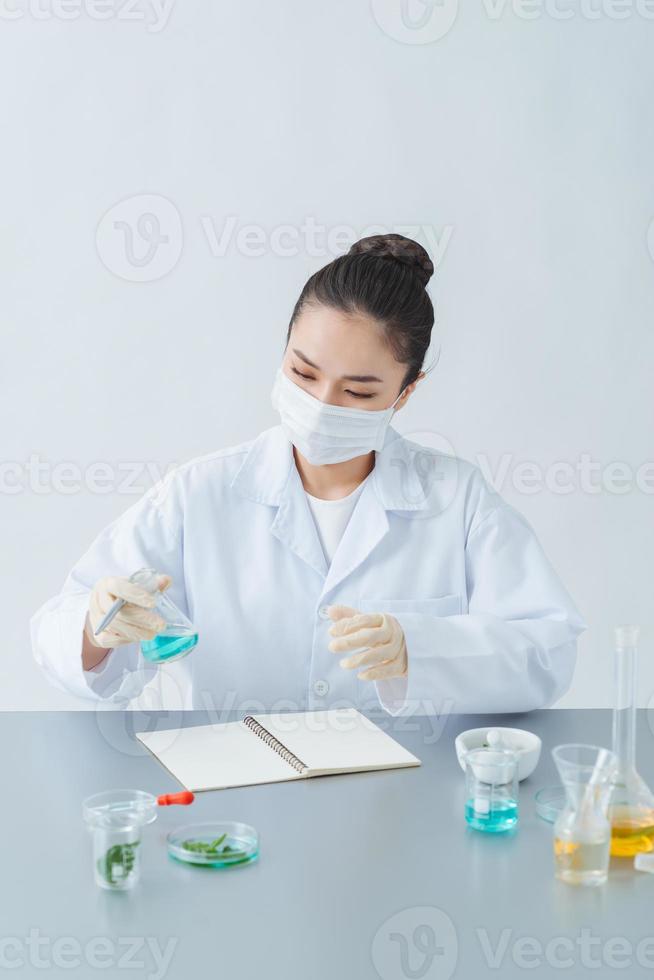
[292,348,320,369]
[342,373,383,383]
[292,348,383,383]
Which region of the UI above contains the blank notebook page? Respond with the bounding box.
[252,708,420,775]
[136,720,302,791]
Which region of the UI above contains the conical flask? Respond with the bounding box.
[608,625,654,857]
[552,744,616,886]
[130,568,198,664]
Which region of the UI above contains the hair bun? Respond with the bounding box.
[348,234,434,287]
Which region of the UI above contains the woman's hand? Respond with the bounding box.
[85,574,170,650]
[327,605,408,681]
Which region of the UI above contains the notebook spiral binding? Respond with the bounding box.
[243,716,308,774]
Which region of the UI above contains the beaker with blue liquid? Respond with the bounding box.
[129,568,198,664]
[465,748,519,833]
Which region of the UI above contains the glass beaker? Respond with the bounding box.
[129,568,198,664]
[465,748,519,833]
[608,625,654,857]
[83,789,157,891]
[552,744,616,887]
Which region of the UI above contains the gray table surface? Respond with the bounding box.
[7,709,654,979]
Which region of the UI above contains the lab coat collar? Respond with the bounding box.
[230,426,295,507]
[231,427,328,577]
[231,425,432,513]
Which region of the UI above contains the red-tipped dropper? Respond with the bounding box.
[157,791,195,806]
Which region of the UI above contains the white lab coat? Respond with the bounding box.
[31,426,586,714]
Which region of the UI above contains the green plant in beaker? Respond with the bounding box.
[83,790,158,891]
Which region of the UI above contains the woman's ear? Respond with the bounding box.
[394,371,425,411]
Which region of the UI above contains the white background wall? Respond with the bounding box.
[3,0,653,709]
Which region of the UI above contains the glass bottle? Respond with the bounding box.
[552,744,616,886]
[608,625,654,857]
[129,568,198,664]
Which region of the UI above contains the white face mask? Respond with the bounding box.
[271,368,405,466]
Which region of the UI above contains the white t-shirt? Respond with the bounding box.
[305,478,369,565]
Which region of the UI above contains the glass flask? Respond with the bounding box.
[608,625,654,857]
[464,748,519,833]
[552,744,616,887]
[129,568,198,664]
[83,790,157,891]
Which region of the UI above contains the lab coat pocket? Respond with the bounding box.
[358,594,462,617]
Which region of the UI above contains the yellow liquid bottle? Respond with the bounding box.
[608,626,654,858]
[609,801,654,857]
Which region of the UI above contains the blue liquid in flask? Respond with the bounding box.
[465,798,518,833]
[141,633,198,663]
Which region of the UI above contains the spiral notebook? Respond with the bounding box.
[135,708,420,792]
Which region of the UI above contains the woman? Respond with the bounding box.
[31,234,585,714]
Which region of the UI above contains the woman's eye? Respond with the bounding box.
[346,390,374,399]
[291,367,315,381]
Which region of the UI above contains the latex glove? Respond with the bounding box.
[85,574,171,649]
[327,605,408,681]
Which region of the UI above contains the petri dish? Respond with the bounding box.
[534,786,566,823]
[167,822,259,868]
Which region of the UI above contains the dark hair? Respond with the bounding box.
[286,234,435,391]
